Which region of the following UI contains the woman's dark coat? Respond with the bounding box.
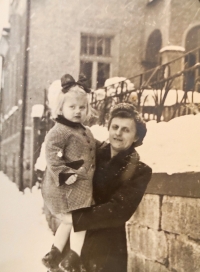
[72,143,152,272]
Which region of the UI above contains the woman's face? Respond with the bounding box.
[109,117,138,155]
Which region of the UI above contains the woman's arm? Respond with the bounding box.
[72,162,152,231]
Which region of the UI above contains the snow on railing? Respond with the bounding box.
[3,105,19,121]
[90,46,200,124]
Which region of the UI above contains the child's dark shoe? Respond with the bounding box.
[59,249,85,272]
[42,245,62,269]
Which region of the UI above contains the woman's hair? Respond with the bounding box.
[51,85,92,119]
[108,103,147,147]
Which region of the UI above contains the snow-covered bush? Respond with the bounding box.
[91,77,135,102]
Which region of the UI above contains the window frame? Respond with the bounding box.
[80,33,113,90]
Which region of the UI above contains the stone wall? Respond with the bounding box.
[127,172,200,272]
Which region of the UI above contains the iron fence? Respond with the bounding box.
[90,46,200,124]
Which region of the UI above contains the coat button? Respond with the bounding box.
[87,139,90,143]
[90,147,93,151]
[83,132,86,136]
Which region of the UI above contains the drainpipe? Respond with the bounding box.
[19,0,31,191]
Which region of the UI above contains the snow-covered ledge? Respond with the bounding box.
[3,105,19,121]
[159,45,185,53]
[146,171,200,198]
[159,45,186,89]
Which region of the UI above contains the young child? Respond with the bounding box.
[41,74,96,271]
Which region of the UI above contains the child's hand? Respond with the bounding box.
[36,169,44,182]
[65,174,78,185]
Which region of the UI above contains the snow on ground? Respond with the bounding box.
[90,113,200,175]
[0,172,54,272]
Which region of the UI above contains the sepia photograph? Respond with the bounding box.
[0,0,200,271]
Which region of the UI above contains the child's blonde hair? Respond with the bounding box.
[51,85,93,121]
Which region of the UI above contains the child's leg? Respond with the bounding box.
[70,226,86,256]
[42,213,72,269]
[53,213,73,252]
[54,222,72,252]
[59,230,86,271]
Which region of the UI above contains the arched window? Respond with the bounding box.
[143,29,162,70]
[185,26,200,52]
[184,26,200,91]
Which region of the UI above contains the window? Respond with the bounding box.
[144,29,162,70]
[142,29,162,81]
[80,34,112,89]
[184,26,200,92]
[81,34,111,57]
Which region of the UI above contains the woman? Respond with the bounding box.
[53,103,152,272]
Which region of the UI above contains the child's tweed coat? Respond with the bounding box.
[41,117,96,214]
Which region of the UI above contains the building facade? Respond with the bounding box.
[0,0,200,188]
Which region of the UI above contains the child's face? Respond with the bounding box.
[62,92,87,123]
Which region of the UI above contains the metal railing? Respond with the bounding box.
[90,46,200,124]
